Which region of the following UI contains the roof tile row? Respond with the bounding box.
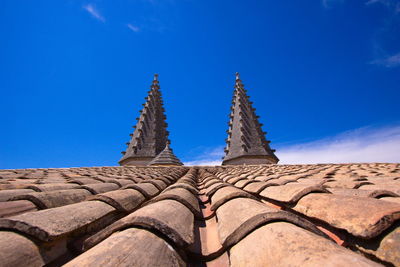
[0,163,399,266]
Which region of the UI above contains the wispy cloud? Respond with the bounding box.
[366,0,400,12]
[322,0,344,9]
[365,0,400,67]
[184,159,223,166]
[276,124,400,164]
[183,146,224,166]
[183,125,400,166]
[83,4,105,22]
[366,0,384,5]
[127,24,140,33]
[370,52,400,67]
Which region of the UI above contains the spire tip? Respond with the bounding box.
[235,72,240,80]
[153,74,159,81]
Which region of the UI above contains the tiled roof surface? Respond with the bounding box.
[0,163,399,266]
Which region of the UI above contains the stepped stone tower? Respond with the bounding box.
[222,73,279,165]
[148,142,183,166]
[119,74,171,166]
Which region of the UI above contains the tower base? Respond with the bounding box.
[222,155,278,165]
[118,157,154,166]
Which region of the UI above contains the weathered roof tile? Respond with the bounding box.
[0,164,399,266]
[84,199,194,249]
[0,200,38,218]
[0,200,116,241]
[0,231,45,267]
[81,183,120,194]
[293,193,400,238]
[215,197,325,247]
[65,228,185,267]
[0,188,36,201]
[90,189,146,213]
[258,183,329,203]
[10,189,92,209]
[229,222,380,267]
[27,183,81,192]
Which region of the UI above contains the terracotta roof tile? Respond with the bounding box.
[233,178,256,188]
[65,228,185,267]
[380,197,400,204]
[163,182,199,195]
[327,188,399,198]
[0,200,38,218]
[0,188,36,201]
[229,222,380,267]
[150,187,201,219]
[90,188,146,213]
[324,180,373,189]
[85,199,194,250]
[204,182,230,198]
[0,200,117,242]
[210,186,257,211]
[10,189,92,209]
[27,183,81,192]
[293,193,400,238]
[215,197,326,247]
[258,183,329,203]
[0,164,399,266]
[68,178,103,185]
[351,222,400,266]
[123,182,160,198]
[242,180,280,194]
[81,183,120,194]
[145,179,168,191]
[359,184,400,195]
[0,231,45,267]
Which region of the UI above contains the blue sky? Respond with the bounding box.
[0,0,399,168]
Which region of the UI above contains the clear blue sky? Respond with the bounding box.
[1,0,399,168]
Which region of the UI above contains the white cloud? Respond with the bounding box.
[276,124,400,164]
[183,146,224,166]
[83,4,105,22]
[184,159,223,166]
[127,24,140,32]
[182,125,400,166]
[370,52,400,67]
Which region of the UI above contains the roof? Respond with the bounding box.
[222,73,279,165]
[0,163,399,266]
[148,143,183,166]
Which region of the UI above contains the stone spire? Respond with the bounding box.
[148,141,183,166]
[119,74,170,166]
[222,73,279,165]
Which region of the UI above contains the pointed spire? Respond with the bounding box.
[119,74,170,166]
[148,141,183,166]
[222,73,279,165]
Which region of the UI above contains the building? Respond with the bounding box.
[222,73,279,165]
[0,74,399,266]
[119,74,182,167]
